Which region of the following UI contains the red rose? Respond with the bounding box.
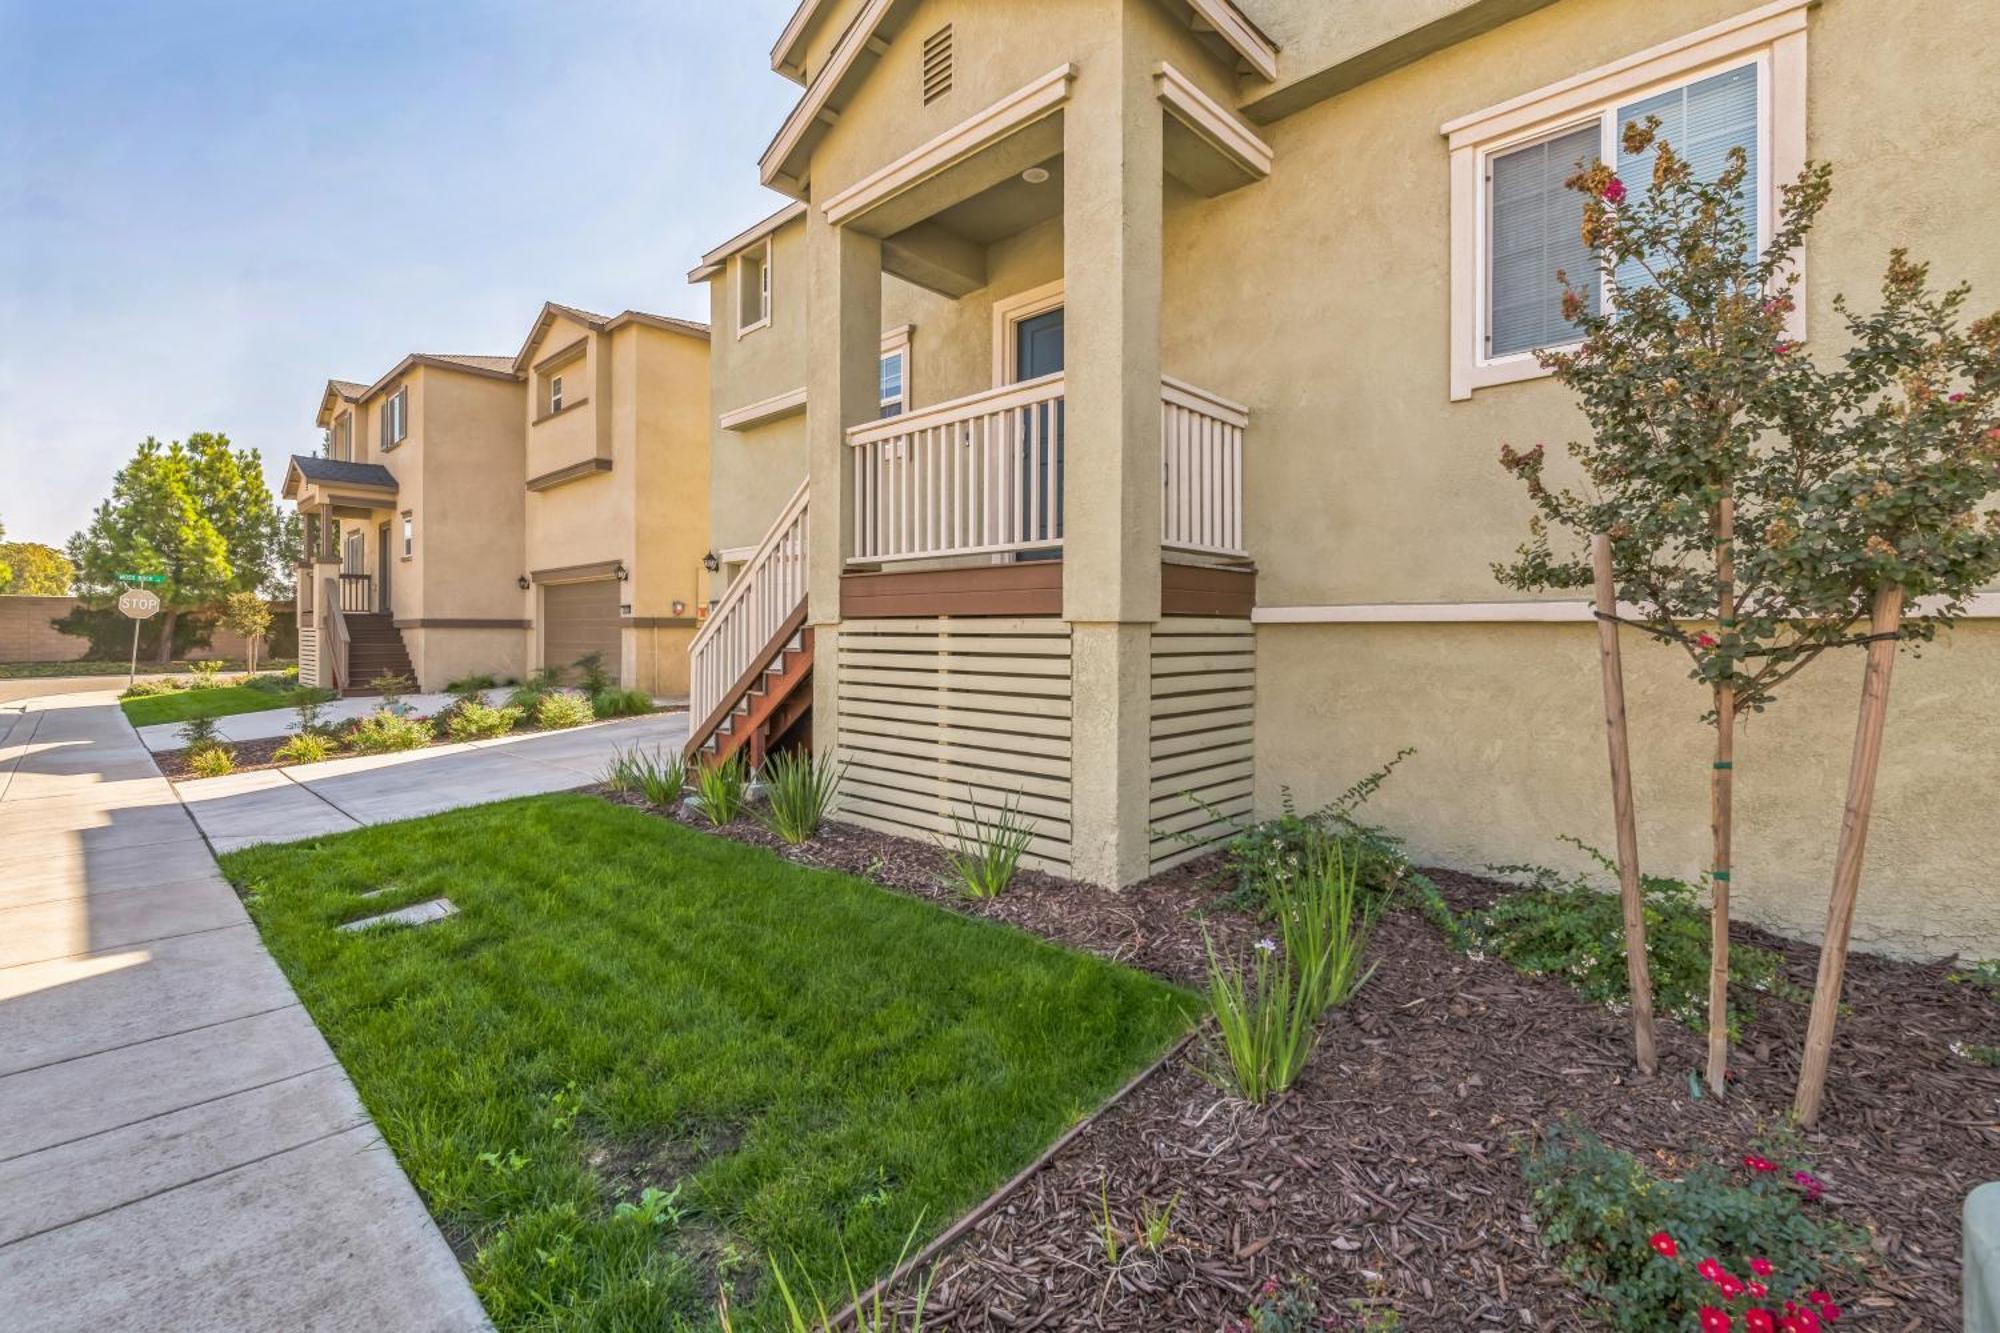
[1700,1308,1733,1333]
[1750,1282,1769,1299]
[1603,177,1628,204]
[1746,1312,1776,1333]
[1718,1275,1746,1299]
[1793,1310,1821,1333]
[1818,1303,1841,1324]
[1743,1154,1778,1173]
[1697,632,1719,648]
[1748,1257,1773,1277]
[1698,1258,1726,1283]
[1650,1232,1679,1258]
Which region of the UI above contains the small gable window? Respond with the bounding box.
[738,240,771,336]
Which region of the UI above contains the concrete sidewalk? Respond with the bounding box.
[0,691,492,1332]
[173,711,689,853]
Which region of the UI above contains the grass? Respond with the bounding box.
[219,794,1194,1330]
[120,683,302,727]
[0,657,294,680]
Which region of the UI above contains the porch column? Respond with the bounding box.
[1062,22,1164,887]
[805,209,883,755]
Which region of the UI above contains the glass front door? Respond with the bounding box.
[1014,307,1063,559]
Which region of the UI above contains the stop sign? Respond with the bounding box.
[117,589,162,619]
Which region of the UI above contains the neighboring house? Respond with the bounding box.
[687,0,2000,958]
[514,302,712,698]
[289,356,528,693]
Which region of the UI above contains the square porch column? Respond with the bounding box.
[805,209,883,756]
[1062,21,1165,888]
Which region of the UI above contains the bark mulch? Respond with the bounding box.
[598,791,1998,1330]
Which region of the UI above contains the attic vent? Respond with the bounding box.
[922,25,953,104]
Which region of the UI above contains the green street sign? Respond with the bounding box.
[116,573,167,584]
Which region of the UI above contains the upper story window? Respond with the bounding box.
[737,240,771,336]
[329,411,353,460]
[879,326,912,418]
[1443,1,1808,399]
[400,512,414,558]
[381,386,409,447]
[549,374,564,414]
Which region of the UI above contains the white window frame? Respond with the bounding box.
[1443,0,1809,400]
[990,280,1063,385]
[400,512,414,559]
[737,238,772,338]
[382,385,409,447]
[879,324,913,418]
[333,411,352,460]
[549,374,564,414]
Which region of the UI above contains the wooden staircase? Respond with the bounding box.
[341,613,415,695]
[684,480,812,767]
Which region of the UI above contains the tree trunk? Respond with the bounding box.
[1707,494,1736,1096]
[1794,583,1905,1125]
[154,607,179,665]
[247,634,259,675]
[1592,535,1658,1076]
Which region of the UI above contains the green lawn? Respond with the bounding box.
[120,683,300,728]
[219,795,1193,1329]
[0,657,291,681]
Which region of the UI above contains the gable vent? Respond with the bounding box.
[921,25,953,104]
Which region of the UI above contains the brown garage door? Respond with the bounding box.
[542,579,622,684]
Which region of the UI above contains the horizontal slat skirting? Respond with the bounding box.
[1153,744,1255,783]
[838,729,1072,784]
[840,680,1074,720]
[1152,720,1254,756]
[840,665,1073,697]
[835,631,1072,655]
[838,648,1074,677]
[842,711,1072,759]
[842,767,1073,821]
[1153,687,1255,719]
[1148,617,1254,871]
[838,694,1072,739]
[836,799,1072,870]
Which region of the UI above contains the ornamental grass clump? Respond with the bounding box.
[691,751,747,826]
[589,687,653,719]
[534,691,596,731]
[274,732,336,766]
[443,700,524,743]
[604,746,687,808]
[1271,831,1379,1016]
[940,791,1037,899]
[757,750,844,844]
[1522,1120,1861,1333]
[186,745,235,779]
[348,709,433,754]
[1201,929,1317,1104]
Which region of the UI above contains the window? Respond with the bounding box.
[879,325,912,418]
[1444,1,1808,399]
[329,411,353,461]
[549,374,564,414]
[400,512,413,559]
[381,386,408,446]
[737,240,771,336]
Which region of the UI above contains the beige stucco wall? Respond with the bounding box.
[1148,0,2000,955]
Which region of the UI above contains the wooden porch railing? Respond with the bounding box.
[322,575,351,693]
[844,372,1249,565]
[688,478,809,726]
[339,573,373,613]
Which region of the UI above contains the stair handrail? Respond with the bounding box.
[688,477,809,725]
[323,575,350,694]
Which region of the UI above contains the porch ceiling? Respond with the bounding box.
[918,155,1065,248]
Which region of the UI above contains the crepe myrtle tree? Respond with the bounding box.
[1493,121,2000,1099]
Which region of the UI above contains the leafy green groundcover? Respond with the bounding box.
[220,795,1193,1330]
[120,683,300,727]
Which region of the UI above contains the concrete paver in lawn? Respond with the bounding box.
[174,709,688,853]
[0,691,490,1332]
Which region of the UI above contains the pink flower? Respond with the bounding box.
[1793,1310,1821,1333]
[1698,1257,1727,1284]
[1717,1274,1746,1299]
[1749,1282,1769,1299]
[1602,177,1628,204]
[1818,1302,1842,1324]
[1743,1154,1778,1174]
[1775,342,1792,356]
[1650,1232,1679,1258]
[1793,1170,1826,1201]
[1700,1308,1733,1333]
[1697,632,1719,648]
[1749,1257,1774,1277]
[1950,392,1968,403]
[1746,1312,1776,1333]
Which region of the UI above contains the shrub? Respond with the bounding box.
[274,732,337,766]
[574,651,613,696]
[368,670,415,711]
[348,709,434,754]
[590,687,653,719]
[1272,831,1378,1016]
[1522,1121,1862,1333]
[121,677,186,699]
[445,672,497,699]
[941,791,1037,899]
[443,700,524,742]
[293,686,338,737]
[534,691,596,730]
[1463,839,1792,1037]
[189,659,225,687]
[186,745,235,778]
[177,715,223,753]
[691,752,747,826]
[757,751,844,845]
[243,670,295,695]
[606,748,687,807]
[1222,749,1418,913]
[1202,929,1317,1104]
[1231,1277,1403,1333]
[507,665,563,712]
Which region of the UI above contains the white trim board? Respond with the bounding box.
[719,386,808,431]
[1254,593,2000,625]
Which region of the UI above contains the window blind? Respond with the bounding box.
[1488,122,1600,358]
[1615,63,1760,293]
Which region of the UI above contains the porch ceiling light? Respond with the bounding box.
[517,575,531,591]
[1021,166,1051,185]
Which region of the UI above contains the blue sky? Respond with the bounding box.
[0,0,799,547]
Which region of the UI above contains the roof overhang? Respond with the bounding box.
[757,0,1277,194]
[358,352,520,404]
[282,456,399,504]
[688,200,809,283]
[314,378,366,428]
[510,302,710,374]
[771,0,835,83]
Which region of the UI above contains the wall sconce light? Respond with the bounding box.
[614,562,630,582]
[701,551,720,573]
[671,599,686,616]
[517,575,531,591]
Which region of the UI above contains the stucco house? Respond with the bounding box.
[290,306,711,698]
[687,0,2000,959]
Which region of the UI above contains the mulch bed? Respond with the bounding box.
[155,735,295,778]
[597,790,1998,1330]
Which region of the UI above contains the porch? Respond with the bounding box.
[282,455,409,694]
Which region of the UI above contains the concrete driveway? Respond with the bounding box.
[0,691,492,1331]
[173,711,688,853]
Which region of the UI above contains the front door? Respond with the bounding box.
[1014,307,1063,559]
[377,522,391,613]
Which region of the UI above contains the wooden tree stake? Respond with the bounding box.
[1592,535,1658,1076]
[1794,583,1906,1125]
[1707,495,1736,1095]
